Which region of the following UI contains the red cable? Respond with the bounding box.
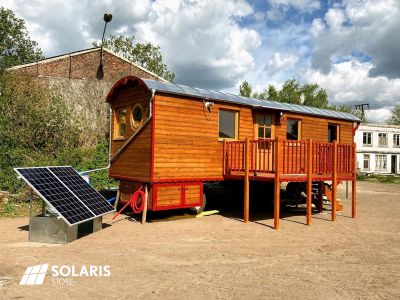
[112,186,145,220]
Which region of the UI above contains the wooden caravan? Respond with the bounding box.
[106,76,360,228]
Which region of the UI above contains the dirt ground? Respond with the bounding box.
[0,181,399,299]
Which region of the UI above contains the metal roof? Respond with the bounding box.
[142,78,361,122]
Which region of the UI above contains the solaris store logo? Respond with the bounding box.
[20,264,49,285]
[19,263,111,286]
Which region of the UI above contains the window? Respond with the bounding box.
[286,118,301,140]
[363,132,372,146]
[363,154,370,170]
[378,133,387,147]
[115,108,127,138]
[257,113,273,139]
[131,104,144,130]
[375,154,387,170]
[328,124,339,142]
[219,109,238,140]
[393,134,400,147]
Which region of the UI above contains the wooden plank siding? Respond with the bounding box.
[275,113,353,144]
[109,84,152,180]
[153,94,253,180]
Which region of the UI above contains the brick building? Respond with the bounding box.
[7,47,167,82]
[7,47,168,146]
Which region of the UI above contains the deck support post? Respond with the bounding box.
[141,184,148,224]
[332,140,338,222]
[244,138,250,223]
[306,139,312,225]
[352,143,357,218]
[274,137,280,230]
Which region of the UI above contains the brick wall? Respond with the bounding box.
[11,49,162,82]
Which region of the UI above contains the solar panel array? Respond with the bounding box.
[15,166,115,226]
[141,78,361,122]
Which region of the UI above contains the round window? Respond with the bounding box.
[131,104,144,129]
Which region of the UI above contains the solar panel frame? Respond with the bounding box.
[15,166,115,226]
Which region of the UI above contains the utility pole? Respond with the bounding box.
[355,103,369,120]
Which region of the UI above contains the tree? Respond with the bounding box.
[387,105,400,125]
[330,105,365,122]
[267,85,279,102]
[93,35,175,81]
[239,81,252,97]
[238,78,329,108]
[279,79,302,104]
[302,83,328,108]
[0,7,43,70]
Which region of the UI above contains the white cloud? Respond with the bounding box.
[268,0,320,12]
[304,60,400,122]
[265,52,299,75]
[136,0,261,88]
[311,0,400,78]
[4,0,260,89]
[365,108,392,124]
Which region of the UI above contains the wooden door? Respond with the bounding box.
[254,113,275,173]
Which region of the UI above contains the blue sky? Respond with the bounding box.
[2,0,400,122]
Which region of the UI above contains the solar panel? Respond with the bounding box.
[15,166,115,226]
[48,167,114,216]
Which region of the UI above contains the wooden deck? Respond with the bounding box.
[223,138,357,229]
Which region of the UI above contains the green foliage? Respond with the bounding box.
[267,85,279,102]
[239,81,252,97]
[0,74,115,193]
[93,35,175,81]
[238,78,329,109]
[0,7,43,70]
[357,174,400,184]
[387,105,400,125]
[330,105,365,122]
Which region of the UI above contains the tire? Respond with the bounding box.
[189,194,206,215]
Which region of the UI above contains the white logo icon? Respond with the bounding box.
[19,264,49,285]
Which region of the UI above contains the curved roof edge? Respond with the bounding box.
[106,76,361,122]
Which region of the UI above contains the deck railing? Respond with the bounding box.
[224,138,355,177]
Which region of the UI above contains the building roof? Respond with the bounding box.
[359,123,400,129]
[107,76,360,122]
[6,47,168,82]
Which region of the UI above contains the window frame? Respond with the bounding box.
[256,113,274,140]
[328,123,340,143]
[114,107,128,140]
[363,154,370,171]
[131,103,144,130]
[362,132,372,146]
[375,154,387,171]
[393,134,400,148]
[218,109,239,141]
[286,118,301,141]
[378,133,388,147]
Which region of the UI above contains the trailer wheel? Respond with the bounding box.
[189,194,206,215]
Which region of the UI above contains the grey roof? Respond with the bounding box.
[142,79,361,122]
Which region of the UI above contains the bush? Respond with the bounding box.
[0,74,114,193]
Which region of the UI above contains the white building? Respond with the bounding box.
[355,124,400,174]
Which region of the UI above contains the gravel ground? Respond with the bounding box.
[0,181,399,299]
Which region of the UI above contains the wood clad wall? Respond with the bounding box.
[109,84,152,180]
[153,94,253,180]
[275,113,354,144]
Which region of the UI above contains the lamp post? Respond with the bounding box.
[97,13,113,80]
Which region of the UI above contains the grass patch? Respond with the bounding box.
[357,174,400,184]
[0,193,42,217]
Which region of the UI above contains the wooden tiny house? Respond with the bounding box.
[106,76,360,228]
